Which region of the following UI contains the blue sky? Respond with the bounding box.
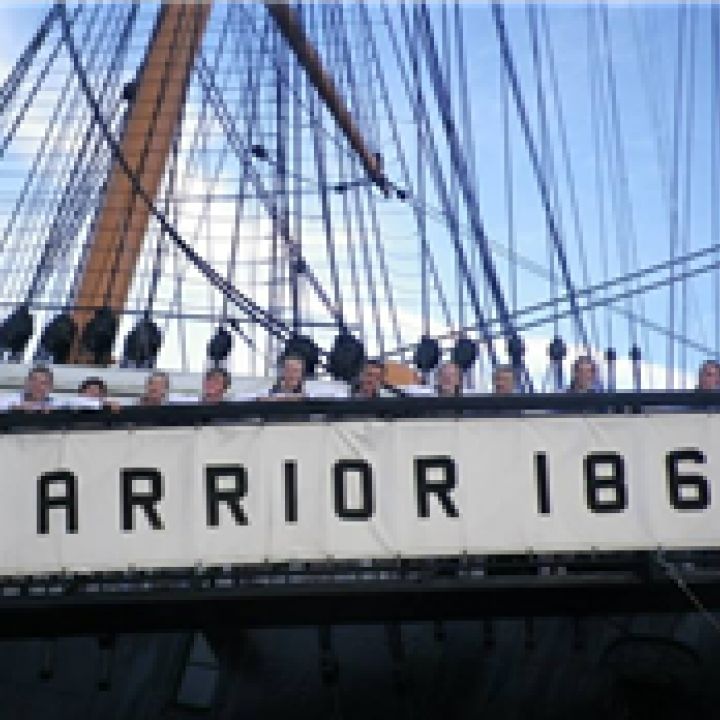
[0,4,47,70]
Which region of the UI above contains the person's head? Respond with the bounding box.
[570,355,599,392]
[437,362,461,397]
[78,376,107,399]
[697,360,720,391]
[25,366,53,402]
[492,364,516,395]
[142,370,169,405]
[356,360,384,398]
[202,367,231,402]
[278,353,305,393]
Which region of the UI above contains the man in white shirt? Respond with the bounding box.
[436,362,462,397]
[492,364,517,395]
[352,360,385,399]
[697,360,720,391]
[201,367,231,403]
[0,365,55,412]
[266,354,306,399]
[138,370,171,406]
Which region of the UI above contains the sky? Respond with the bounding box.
[0,2,713,389]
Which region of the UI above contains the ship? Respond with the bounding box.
[0,2,719,718]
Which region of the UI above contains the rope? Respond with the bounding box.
[667,5,686,387]
[492,3,589,350]
[386,243,720,364]
[389,2,499,364]
[0,6,57,116]
[335,3,403,353]
[58,3,294,342]
[414,2,513,353]
[291,26,303,336]
[454,0,477,332]
[679,7,698,384]
[0,9,68,157]
[105,3,192,307]
[310,88,344,324]
[538,6,600,350]
[357,2,453,331]
[597,6,651,365]
[29,5,137,306]
[587,7,612,352]
[58,1,410,395]
[329,5,384,355]
[195,48,347,334]
[527,5,559,346]
[501,40,516,319]
[412,8,430,337]
[5,5,108,307]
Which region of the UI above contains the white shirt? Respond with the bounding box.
[0,393,101,411]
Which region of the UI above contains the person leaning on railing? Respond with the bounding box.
[201,367,232,404]
[1,365,56,412]
[78,376,120,411]
[435,361,462,397]
[352,359,385,399]
[138,370,171,406]
[697,359,720,391]
[568,355,603,393]
[492,364,517,395]
[264,353,306,400]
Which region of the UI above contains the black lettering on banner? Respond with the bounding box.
[121,468,164,531]
[534,452,551,515]
[666,449,709,510]
[284,461,298,524]
[206,465,248,527]
[333,460,374,520]
[585,453,627,513]
[38,470,78,535]
[415,457,459,518]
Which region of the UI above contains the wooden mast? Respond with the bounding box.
[70,3,211,363]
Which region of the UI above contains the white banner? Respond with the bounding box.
[1,412,719,574]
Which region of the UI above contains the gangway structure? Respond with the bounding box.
[1,393,720,717]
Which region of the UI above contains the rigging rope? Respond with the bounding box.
[195,47,347,335]
[454,0,476,335]
[413,1,513,353]
[335,3,403,354]
[667,5,686,387]
[586,6,613,353]
[492,2,589,350]
[4,5,105,306]
[597,6,652,366]
[679,7,698,384]
[387,2,499,364]
[29,5,137,307]
[357,2,453,332]
[527,5,561,347]
[0,6,57,117]
[500,36,516,320]
[57,3,295,343]
[105,3,193,308]
[412,6,430,338]
[537,5,600,350]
